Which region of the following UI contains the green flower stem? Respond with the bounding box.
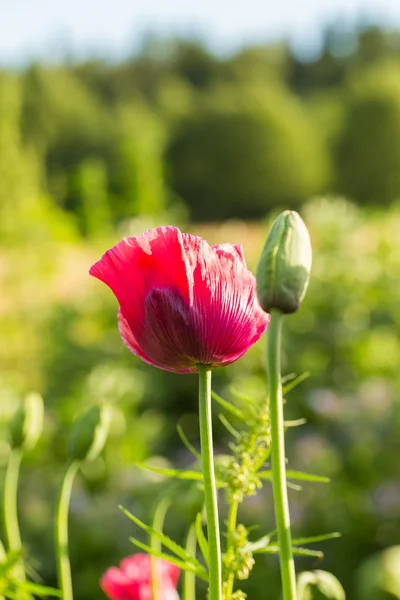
[183,525,197,600]
[198,366,222,600]
[3,449,25,580]
[225,500,239,600]
[267,309,297,600]
[55,460,80,600]
[150,498,170,600]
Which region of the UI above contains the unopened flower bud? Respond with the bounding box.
[10,392,44,452]
[298,570,346,600]
[256,210,312,314]
[68,404,110,462]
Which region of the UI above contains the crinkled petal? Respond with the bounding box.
[212,243,246,266]
[182,234,269,367]
[92,228,270,373]
[90,227,191,331]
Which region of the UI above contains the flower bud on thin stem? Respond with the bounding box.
[3,449,25,581]
[10,392,44,452]
[55,461,80,600]
[257,210,312,315]
[3,392,43,583]
[68,403,110,463]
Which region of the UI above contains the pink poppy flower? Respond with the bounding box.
[101,554,180,600]
[90,226,270,373]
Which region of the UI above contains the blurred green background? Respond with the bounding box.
[1,17,400,600]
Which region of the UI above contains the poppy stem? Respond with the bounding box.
[150,497,170,600]
[55,460,80,600]
[267,309,297,600]
[3,449,25,580]
[198,366,222,600]
[183,524,197,600]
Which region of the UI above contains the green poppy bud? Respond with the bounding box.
[256,210,312,314]
[68,404,111,462]
[298,570,346,600]
[10,392,44,452]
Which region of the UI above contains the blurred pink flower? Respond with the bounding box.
[90,226,269,373]
[100,554,180,600]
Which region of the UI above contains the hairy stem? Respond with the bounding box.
[225,500,239,600]
[198,366,222,600]
[55,461,80,600]
[267,309,297,600]
[150,497,170,600]
[3,449,25,580]
[183,525,197,600]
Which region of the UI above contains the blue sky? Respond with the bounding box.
[2,0,400,64]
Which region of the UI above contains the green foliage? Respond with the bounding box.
[297,570,346,600]
[10,393,44,452]
[336,60,400,206]
[167,84,329,220]
[356,546,400,599]
[2,25,400,599]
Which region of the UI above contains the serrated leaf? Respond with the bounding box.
[195,513,209,566]
[211,391,245,420]
[121,506,200,568]
[177,425,201,462]
[282,372,310,395]
[292,532,341,545]
[129,536,208,581]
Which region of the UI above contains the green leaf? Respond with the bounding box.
[258,470,330,484]
[228,387,258,416]
[282,372,310,395]
[129,536,208,582]
[257,545,323,559]
[183,525,197,600]
[292,532,341,545]
[177,425,201,462]
[195,513,209,566]
[218,414,240,439]
[286,470,330,483]
[120,505,207,578]
[16,581,62,597]
[138,463,204,481]
[292,547,324,559]
[138,463,227,489]
[284,418,307,428]
[244,535,271,553]
[257,471,302,491]
[211,391,245,420]
[151,496,171,553]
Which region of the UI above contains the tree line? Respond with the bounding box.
[2,24,400,239]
